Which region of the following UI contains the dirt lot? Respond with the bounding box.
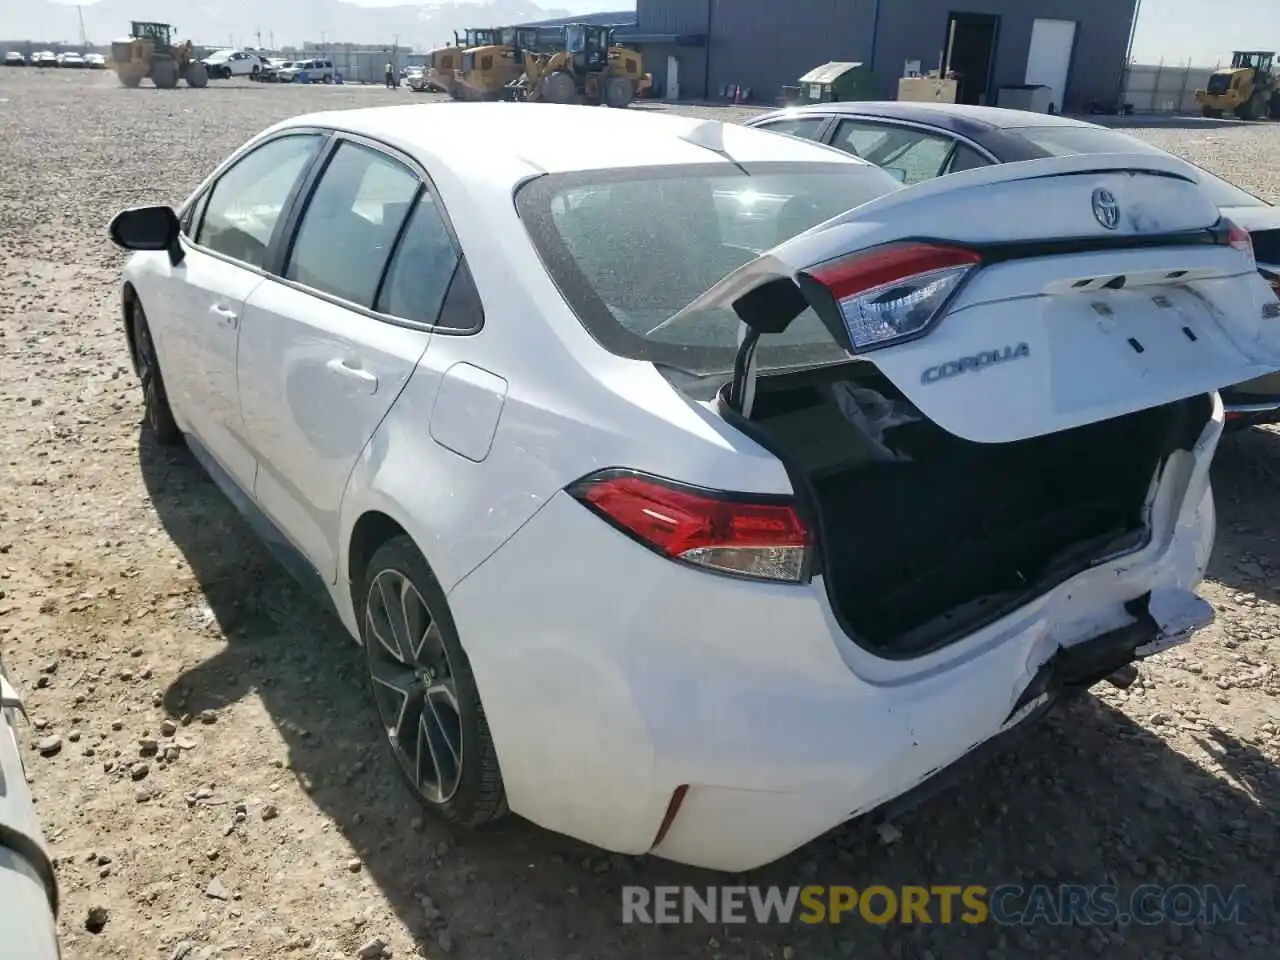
[1,68,1279,960]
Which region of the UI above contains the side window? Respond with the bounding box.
[946,143,993,174]
[832,120,954,184]
[376,191,460,324]
[198,134,323,268]
[286,141,421,307]
[182,189,210,238]
[757,117,827,141]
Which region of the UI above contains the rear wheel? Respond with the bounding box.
[151,59,178,89]
[1270,91,1280,120]
[130,302,182,445]
[184,61,208,88]
[604,75,634,108]
[540,70,576,104]
[360,537,507,827]
[118,72,141,88]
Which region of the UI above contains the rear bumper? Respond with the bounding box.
[1222,373,1280,427]
[447,403,1221,873]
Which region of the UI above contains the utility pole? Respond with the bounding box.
[256,30,262,50]
[76,4,87,48]
[270,31,275,52]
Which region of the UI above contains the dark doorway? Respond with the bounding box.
[942,12,999,105]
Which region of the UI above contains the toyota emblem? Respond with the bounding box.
[1092,187,1121,230]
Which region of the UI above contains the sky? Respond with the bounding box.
[45,0,1280,67]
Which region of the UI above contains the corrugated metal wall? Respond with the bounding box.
[638,0,1136,108]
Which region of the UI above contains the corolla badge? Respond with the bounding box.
[920,343,1030,384]
[1092,187,1121,230]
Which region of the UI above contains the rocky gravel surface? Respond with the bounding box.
[1,68,1279,960]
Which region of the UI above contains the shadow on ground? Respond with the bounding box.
[143,429,1279,959]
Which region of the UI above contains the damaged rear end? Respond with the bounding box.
[671,152,1280,658]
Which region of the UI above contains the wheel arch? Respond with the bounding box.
[346,509,416,637]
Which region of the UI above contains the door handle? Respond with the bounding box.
[325,358,379,395]
[209,304,238,329]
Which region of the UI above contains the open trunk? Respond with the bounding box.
[728,369,1211,655]
[679,153,1280,655]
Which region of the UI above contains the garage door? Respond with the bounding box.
[1025,18,1077,111]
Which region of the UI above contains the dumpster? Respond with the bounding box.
[795,61,876,104]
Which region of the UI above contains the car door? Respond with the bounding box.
[162,131,327,490]
[828,118,967,185]
[237,137,459,579]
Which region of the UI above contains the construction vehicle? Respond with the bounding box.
[507,23,645,108]
[452,26,545,101]
[1195,51,1280,119]
[110,21,208,89]
[425,28,498,95]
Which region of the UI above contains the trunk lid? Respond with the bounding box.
[675,153,1280,443]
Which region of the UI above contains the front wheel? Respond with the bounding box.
[130,302,183,445]
[360,537,507,826]
[184,61,208,88]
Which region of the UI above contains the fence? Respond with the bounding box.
[327,50,428,84]
[1119,60,1221,114]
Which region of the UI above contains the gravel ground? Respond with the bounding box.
[2,68,1280,960]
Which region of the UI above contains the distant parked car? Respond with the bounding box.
[56,52,85,68]
[202,49,264,79]
[406,67,431,92]
[745,101,1280,427]
[276,58,334,83]
[1,651,61,959]
[84,52,106,69]
[3,51,25,67]
[254,58,289,82]
[32,51,58,67]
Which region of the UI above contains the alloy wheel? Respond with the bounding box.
[364,569,463,804]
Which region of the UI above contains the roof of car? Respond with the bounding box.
[752,101,1098,138]
[277,102,871,179]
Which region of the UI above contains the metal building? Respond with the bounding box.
[630,0,1139,110]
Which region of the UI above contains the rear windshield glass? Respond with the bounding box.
[516,162,900,376]
[1015,125,1267,209]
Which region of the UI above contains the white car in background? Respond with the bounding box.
[84,53,106,69]
[106,103,1280,872]
[202,49,263,79]
[1,652,61,959]
[275,58,334,83]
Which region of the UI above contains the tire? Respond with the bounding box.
[119,73,141,88]
[1201,105,1223,118]
[359,536,507,827]
[184,61,208,88]
[250,64,260,78]
[151,59,178,89]
[604,74,634,108]
[1270,91,1280,120]
[129,301,183,445]
[540,70,577,104]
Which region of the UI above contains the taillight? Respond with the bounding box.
[802,242,981,352]
[1222,218,1255,267]
[568,470,811,583]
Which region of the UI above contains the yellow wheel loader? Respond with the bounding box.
[110,21,208,89]
[507,24,644,108]
[453,27,544,101]
[1195,51,1280,120]
[428,28,499,97]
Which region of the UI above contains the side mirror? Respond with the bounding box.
[884,167,907,183]
[109,205,183,265]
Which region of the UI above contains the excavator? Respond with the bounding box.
[424,28,500,95]
[451,26,544,101]
[506,23,646,108]
[1195,51,1280,119]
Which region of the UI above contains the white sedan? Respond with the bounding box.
[107,103,1280,872]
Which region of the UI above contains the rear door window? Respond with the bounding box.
[831,120,956,184]
[285,141,421,307]
[755,117,829,142]
[375,191,461,324]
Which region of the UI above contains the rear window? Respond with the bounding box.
[516,162,900,376]
[1015,125,1268,209]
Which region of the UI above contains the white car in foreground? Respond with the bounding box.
[107,103,1280,872]
[1,653,60,959]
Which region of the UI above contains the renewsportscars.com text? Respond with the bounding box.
[621,884,1248,926]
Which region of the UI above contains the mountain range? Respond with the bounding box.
[13,0,630,49]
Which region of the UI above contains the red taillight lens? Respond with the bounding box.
[805,242,981,352]
[568,470,811,583]
[1223,218,1255,266]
